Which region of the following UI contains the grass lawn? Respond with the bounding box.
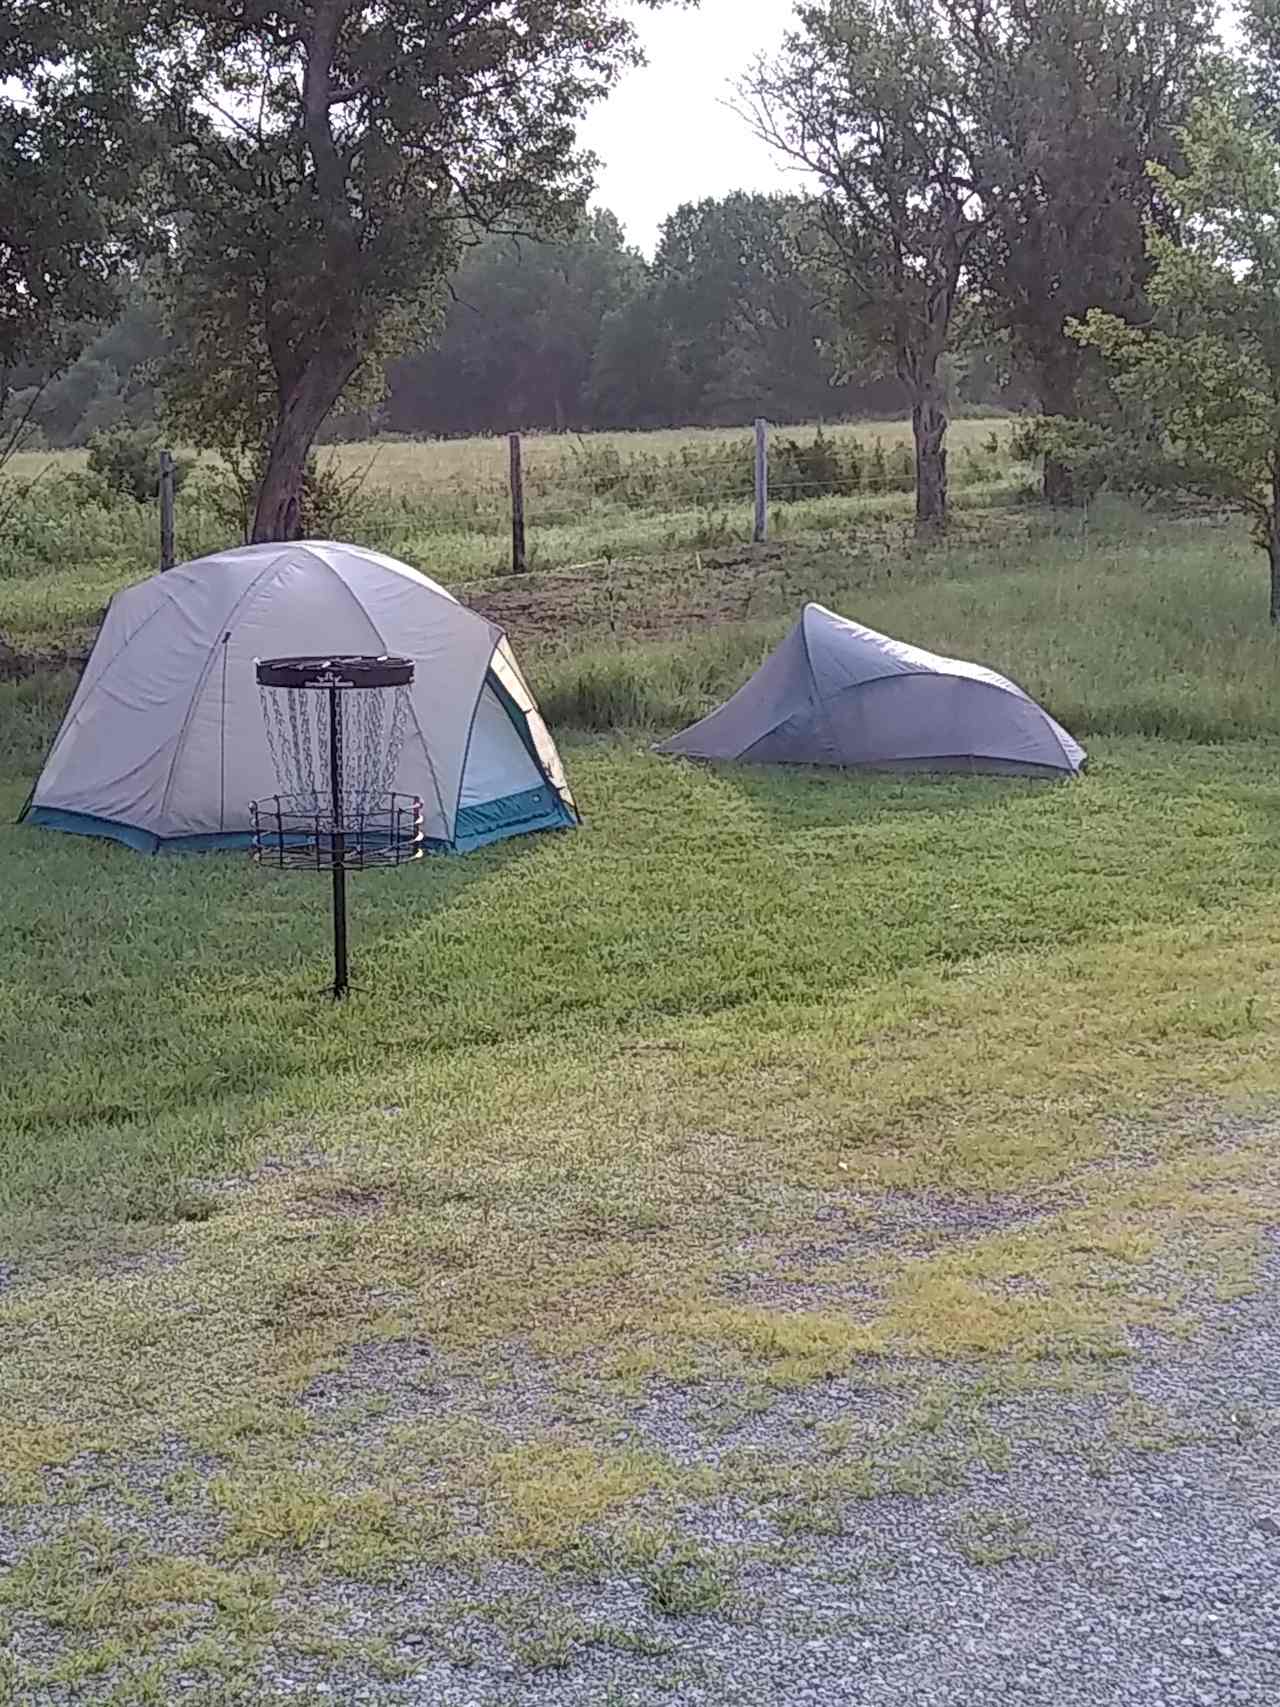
[1,487,1279,1701]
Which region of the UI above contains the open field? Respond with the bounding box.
[0,419,1015,653]
[4,417,1011,499]
[1,439,1279,1702]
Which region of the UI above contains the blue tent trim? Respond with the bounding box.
[441,783,577,854]
[26,784,576,857]
[23,807,258,855]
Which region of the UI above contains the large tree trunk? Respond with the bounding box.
[1038,357,1080,507]
[250,1,360,545]
[911,378,948,537]
[251,353,358,543]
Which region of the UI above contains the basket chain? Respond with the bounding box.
[258,682,411,814]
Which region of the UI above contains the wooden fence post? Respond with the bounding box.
[509,432,527,573]
[158,450,176,571]
[753,417,769,544]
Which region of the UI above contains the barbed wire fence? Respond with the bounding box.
[155,417,1012,576]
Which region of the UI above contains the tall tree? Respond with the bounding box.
[742,0,984,533]
[33,287,167,446]
[1073,93,1280,621]
[589,287,685,428]
[958,0,1213,504]
[136,0,686,539]
[649,192,857,424]
[385,212,646,437]
[0,11,152,465]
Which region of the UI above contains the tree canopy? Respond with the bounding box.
[962,0,1213,502]
[384,212,647,438]
[1074,92,1280,621]
[28,0,687,538]
[742,0,986,534]
[0,9,154,464]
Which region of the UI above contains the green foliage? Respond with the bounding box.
[194,448,372,548]
[1070,82,1280,612]
[146,0,682,535]
[0,17,156,441]
[744,0,984,529]
[84,429,191,506]
[386,211,648,437]
[641,1546,735,1616]
[636,193,869,426]
[1008,417,1115,501]
[558,425,923,510]
[36,292,168,451]
[773,427,853,500]
[966,0,1213,425]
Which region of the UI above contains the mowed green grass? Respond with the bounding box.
[3,482,1280,1697]
[2,732,1278,1222]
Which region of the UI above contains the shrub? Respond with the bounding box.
[197,447,374,544]
[85,427,192,504]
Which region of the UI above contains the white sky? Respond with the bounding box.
[579,0,803,255]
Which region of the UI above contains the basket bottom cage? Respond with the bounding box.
[250,792,424,870]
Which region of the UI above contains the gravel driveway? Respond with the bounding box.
[3,1224,1278,1707]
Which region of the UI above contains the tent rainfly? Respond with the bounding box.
[22,541,579,853]
[654,603,1085,778]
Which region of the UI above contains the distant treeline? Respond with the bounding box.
[30,195,1025,450]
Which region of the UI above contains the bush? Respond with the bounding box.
[85,427,192,504]
[771,425,851,501]
[196,446,375,544]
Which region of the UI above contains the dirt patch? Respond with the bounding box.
[458,512,1009,650]
[0,631,91,681]
[460,546,789,647]
[453,530,929,651]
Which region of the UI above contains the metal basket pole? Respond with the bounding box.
[252,655,422,1001]
[328,682,349,1000]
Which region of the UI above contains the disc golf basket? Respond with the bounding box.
[251,656,423,998]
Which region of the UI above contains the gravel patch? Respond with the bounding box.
[280,1237,1280,1706]
[301,1338,579,1444]
[7,1140,1280,1704]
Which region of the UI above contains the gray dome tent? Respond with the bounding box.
[22,542,578,853]
[654,603,1085,778]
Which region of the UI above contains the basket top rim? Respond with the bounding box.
[256,654,414,690]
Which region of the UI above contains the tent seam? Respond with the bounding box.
[156,551,298,823]
[305,552,452,837]
[452,643,499,843]
[799,606,840,766]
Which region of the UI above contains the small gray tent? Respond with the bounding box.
[654,603,1085,778]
